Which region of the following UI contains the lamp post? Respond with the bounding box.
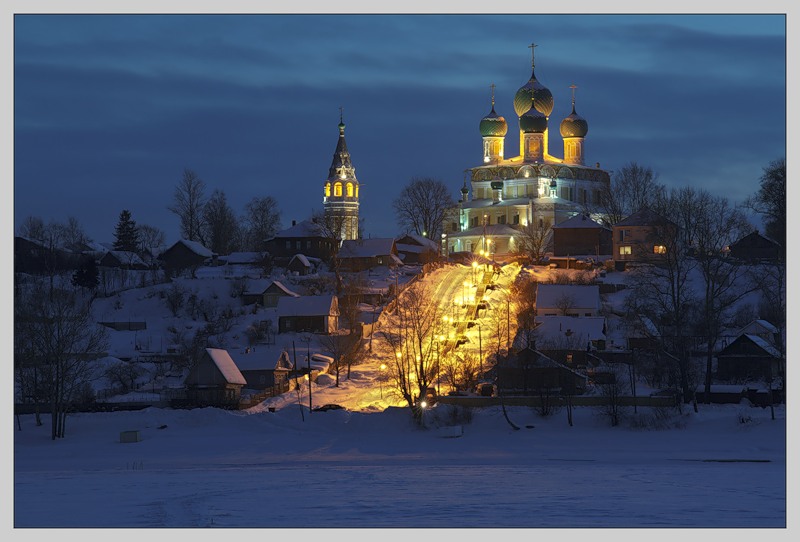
[472,260,478,284]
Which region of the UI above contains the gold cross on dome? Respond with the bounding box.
[528,43,537,68]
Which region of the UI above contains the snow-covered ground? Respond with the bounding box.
[13,400,786,529]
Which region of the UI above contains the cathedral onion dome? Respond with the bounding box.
[480,106,508,137]
[519,103,548,133]
[560,104,588,138]
[514,69,554,118]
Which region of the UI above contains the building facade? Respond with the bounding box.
[447,46,611,260]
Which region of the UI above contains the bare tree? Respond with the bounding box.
[625,190,698,403]
[692,191,757,402]
[514,219,552,264]
[319,331,361,387]
[15,282,108,439]
[168,169,207,243]
[393,177,455,241]
[599,162,665,226]
[202,189,240,255]
[17,215,47,241]
[311,209,348,292]
[242,196,282,251]
[138,224,165,257]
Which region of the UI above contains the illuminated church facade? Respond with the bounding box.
[445,45,611,259]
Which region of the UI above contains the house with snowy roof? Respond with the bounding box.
[277,294,339,334]
[220,251,268,267]
[533,315,607,350]
[98,250,149,270]
[395,233,439,264]
[184,348,247,408]
[241,279,300,308]
[159,239,216,277]
[265,219,335,262]
[287,253,317,276]
[229,348,293,392]
[727,230,782,262]
[551,213,611,257]
[497,346,589,396]
[337,238,402,271]
[716,334,783,383]
[535,284,601,317]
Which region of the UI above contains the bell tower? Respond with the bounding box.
[322,108,360,241]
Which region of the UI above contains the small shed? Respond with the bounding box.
[727,231,782,262]
[338,238,402,271]
[288,253,314,276]
[552,213,612,257]
[497,347,588,396]
[184,348,247,408]
[277,295,339,334]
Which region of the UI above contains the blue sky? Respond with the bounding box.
[11,11,788,244]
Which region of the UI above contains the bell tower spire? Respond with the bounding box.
[323,109,360,241]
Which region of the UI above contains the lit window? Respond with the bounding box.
[324,183,331,198]
[619,246,632,256]
[334,182,342,197]
[346,183,354,197]
[653,245,667,254]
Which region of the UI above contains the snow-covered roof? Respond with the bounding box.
[205,348,247,385]
[272,220,322,239]
[102,250,147,267]
[173,239,214,257]
[269,280,300,298]
[243,279,271,296]
[534,316,607,342]
[277,294,338,317]
[396,234,438,251]
[535,284,601,310]
[223,252,264,264]
[339,238,396,258]
[229,348,293,371]
[552,214,608,230]
[290,253,312,268]
[742,334,782,358]
[737,319,778,336]
[615,208,673,228]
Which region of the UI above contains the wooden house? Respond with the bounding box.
[716,334,783,383]
[184,348,247,408]
[337,238,402,272]
[277,295,339,334]
[612,208,676,271]
[727,231,782,262]
[159,239,216,277]
[287,254,315,276]
[497,347,588,396]
[551,213,612,258]
[265,220,335,262]
[395,234,439,265]
[229,348,293,391]
[98,250,149,270]
[241,280,300,308]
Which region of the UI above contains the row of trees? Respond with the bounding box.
[168,169,282,255]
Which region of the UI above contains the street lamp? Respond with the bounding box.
[472,260,478,284]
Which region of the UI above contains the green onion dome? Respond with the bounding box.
[559,104,588,138]
[519,103,548,134]
[479,106,508,137]
[514,68,554,118]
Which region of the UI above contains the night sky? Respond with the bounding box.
[11,10,788,245]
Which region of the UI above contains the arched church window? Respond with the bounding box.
[334,182,343,197]
[346,183,354,197]
[355,185,359,198]
[324,183,331,198]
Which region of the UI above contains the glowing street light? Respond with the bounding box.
[379,363,387,399]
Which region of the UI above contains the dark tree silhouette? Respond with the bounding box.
[112,210,140,252]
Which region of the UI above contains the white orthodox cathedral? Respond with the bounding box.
[445,45,611,259]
